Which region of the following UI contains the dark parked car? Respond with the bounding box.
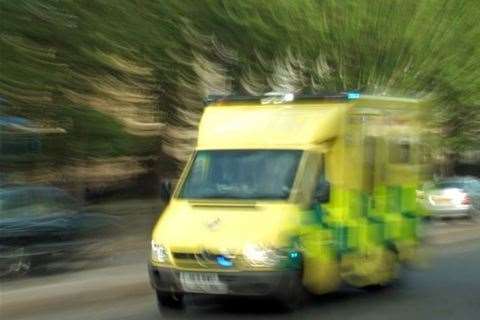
[0,186,120,277]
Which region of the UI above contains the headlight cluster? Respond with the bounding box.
[151,241,168,263]
[243,243,284,267]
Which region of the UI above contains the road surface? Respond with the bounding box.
[2,220,480,320]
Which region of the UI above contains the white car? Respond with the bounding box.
[423,177,480,218]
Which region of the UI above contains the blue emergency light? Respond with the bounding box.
[217,255,233,267]
[347,92,361,100]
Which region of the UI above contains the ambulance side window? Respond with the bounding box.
[389,140,410,164]
[188,153,210,187]
[312,155,330,204]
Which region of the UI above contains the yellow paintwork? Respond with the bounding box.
[152,200,300,260]
[198,103,347,149]
[151,94,428,294]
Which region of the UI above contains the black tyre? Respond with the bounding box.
[155,290,184,310]
[274,272,306,312]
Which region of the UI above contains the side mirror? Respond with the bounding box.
[159,179,173,202]
[314,180,330,203]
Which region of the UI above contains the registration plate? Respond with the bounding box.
[431,195,452,206]
[179,272,228,294]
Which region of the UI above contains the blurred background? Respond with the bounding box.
[0,1,479,319]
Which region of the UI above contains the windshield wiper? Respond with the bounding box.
[188,192,286,200]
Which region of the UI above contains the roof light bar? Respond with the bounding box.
[347,92,361,100]
[204,92,361,106]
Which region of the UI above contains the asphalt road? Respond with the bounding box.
[5,238,480,320]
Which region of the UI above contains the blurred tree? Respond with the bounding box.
[0,0,478,169]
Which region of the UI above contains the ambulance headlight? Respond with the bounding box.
[243,244,282,267]
[151,241,168,263]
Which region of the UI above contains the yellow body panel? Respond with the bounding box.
[153,200,300,261]
[151,94,427,295]
[198,103,347,149]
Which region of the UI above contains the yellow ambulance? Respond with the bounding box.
[149,93,427,311]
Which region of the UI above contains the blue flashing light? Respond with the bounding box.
[347,92,361,100]
[217,255,233,267]
[289,251,299,259]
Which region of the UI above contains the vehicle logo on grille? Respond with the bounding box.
[206,217,221,231]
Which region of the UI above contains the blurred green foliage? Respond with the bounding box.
[0,0,478,160]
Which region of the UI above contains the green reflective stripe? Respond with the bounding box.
[303,204,330,228]
[402,187,417,212]
[313,204,328,226]
[401,211,419,240]
[334,224,350,253]
[373,186,388,213]
[305,205,352,255]
[388,186,402,212]
[360,192,369,216]
[306,182,421,258]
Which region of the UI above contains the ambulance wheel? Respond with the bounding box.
[275,271,306,312]
[156,290,184,310]
[364,249,400,291]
